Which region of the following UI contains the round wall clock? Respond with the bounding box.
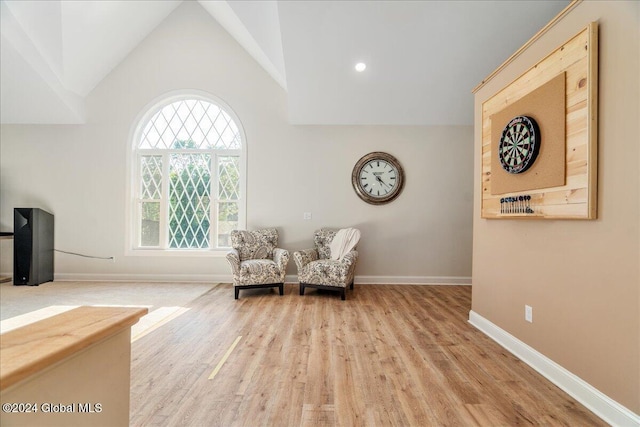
[352,151,405,205]
[498,115,541,174]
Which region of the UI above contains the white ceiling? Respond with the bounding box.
[0,0,569,126]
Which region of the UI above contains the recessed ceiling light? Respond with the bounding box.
[355,62,367,72]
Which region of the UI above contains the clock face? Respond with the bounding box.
[352,152,404,205]
[359,159,398,198]
[498,115,541,174]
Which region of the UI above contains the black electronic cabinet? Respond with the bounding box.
[14,208,54,286]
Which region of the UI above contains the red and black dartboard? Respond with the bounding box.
[498,115,541,174]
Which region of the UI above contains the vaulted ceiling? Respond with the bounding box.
[0,0,569,125]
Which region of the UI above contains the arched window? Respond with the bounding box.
[130,93,246,251]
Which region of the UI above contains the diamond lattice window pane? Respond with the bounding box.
[221,126,238,147]
[177,101,191,123]
[198,115,213,142]
[191,101,205,123]
[138,100,242,150]
[140,123,160,149]
[218,156,240,200]
[140,202,160,247]
[217,201,238,248]
[213,111,240,149]
[136,97,244,250]
[140,156,162,199]
[168,153,211,249]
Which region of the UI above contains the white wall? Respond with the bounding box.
[0,1,473,283]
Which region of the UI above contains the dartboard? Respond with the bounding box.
[498,115,540,174]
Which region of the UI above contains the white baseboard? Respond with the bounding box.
[45,273,471,285]
[54,273,233,282]
[468,310,640,427]
[354,275,471,285]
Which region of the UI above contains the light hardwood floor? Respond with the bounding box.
[129,284,605,426]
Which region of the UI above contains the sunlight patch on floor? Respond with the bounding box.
[0,304,191,342]
[0,305,78,333]
[131,306,191,342]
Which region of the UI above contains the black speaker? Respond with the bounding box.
[14,208,54,286]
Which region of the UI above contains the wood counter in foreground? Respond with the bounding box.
[1,306,147,426]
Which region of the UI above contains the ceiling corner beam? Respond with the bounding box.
[472,0,582,94]
[197,0,287,91]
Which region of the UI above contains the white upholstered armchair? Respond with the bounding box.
[226,228,289,299]
[293,228,359,300]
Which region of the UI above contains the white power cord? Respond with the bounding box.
[54,249,114,261]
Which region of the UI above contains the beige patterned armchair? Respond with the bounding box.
[226,228,289,299]
[293,229,359,300]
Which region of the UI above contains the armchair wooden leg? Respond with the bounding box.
[341,288,346,301]
[350,280,354,290]
[279,283,284,296]
[234,287,240,300]
[300,284,305,296]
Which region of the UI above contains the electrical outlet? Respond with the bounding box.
[525,305,533,323]
[303,212,312,220]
